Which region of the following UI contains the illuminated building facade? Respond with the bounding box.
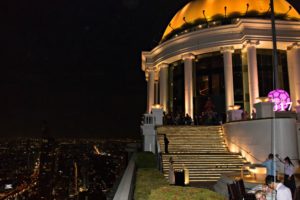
[141,0,300,118]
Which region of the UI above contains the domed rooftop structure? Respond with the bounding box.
[162,0,300,42]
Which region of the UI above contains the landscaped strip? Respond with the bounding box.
[134,152,225,200]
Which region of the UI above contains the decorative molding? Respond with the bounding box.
[220,46,234,53]
[145,65,159,73]
[142,19,300,67]
[158,63,169,69]
[242,40,260,49]
[182,53,195,60]
[287,42,300,50]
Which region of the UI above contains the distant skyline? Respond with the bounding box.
[1,0,300,138]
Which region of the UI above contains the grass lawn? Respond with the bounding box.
[134,152,225,200]
[134,168,168,200]
[149,186,225,200]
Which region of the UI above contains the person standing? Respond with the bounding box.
[262,153,276,184]
[277,155,296,197]
[266,176,292,200]
[168,157,175,185]
[163,134,169,154]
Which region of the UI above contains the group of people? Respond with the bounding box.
[163,97,224,125]
[163,112,193,125]
[241,109,257,120]
[163,111,222,125]
[258,153,298,200]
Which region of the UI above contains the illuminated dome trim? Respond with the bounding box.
[162,0,300,43]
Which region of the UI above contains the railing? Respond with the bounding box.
[143,114,156,125]
[113,154,136,200]
[221,127,263,163]
[225,137,263,163]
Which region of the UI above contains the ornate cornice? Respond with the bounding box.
[220,46,234,53]
[142,19,300,67]
[182,53,195,60]
[287,42,300,50]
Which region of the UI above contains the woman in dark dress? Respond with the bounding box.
[277,155,296,196]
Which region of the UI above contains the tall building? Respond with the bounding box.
[141,0,300,118]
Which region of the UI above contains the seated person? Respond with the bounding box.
[255,190,266,200]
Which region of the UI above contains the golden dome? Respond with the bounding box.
[162,0,300,42]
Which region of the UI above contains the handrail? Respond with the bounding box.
[113,154,136,200]
[221,126,263,163]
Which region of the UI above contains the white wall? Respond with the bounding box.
[223,118,298,172]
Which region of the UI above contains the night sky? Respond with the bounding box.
[2,0,300,138]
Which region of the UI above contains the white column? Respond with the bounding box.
[287,47,296,110]
[182,53,195,118]
[159,63,168,112]
[221,46,235,112]
[147,69,155,113]
[287,43,300,108]
[245,41,260,113]
[154,81,159,104]
[294,48,300,105]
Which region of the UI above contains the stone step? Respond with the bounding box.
[162,154,242,158]
[160,145,227,148]
[159,140,225,143]
[162,161,246,165]
[163,145,227,148]
[162,150,229,152]
[158,133,223,136]
[157,126,221,130]
[162,161,246,164]
[157,125,248,183]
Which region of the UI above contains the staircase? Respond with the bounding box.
[157,126,248,182]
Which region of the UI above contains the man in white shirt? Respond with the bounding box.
[266,176,292,200]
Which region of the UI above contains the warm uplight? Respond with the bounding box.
[228,105,241,110]
[248,166,267,181]
[162,0,300,41]
[249,166,266,174]
[256,97,270,103]
[152,104,162,109]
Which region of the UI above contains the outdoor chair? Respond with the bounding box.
[235,179,256,200]
[227,183,243,200]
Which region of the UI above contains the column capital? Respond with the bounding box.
[220,46,234,54]
[242,40,260,50]
[287,42,300,50]
[145,65,159,73]
[145,66,159,81]
[182,53,195,60]
[158,63,169,70]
